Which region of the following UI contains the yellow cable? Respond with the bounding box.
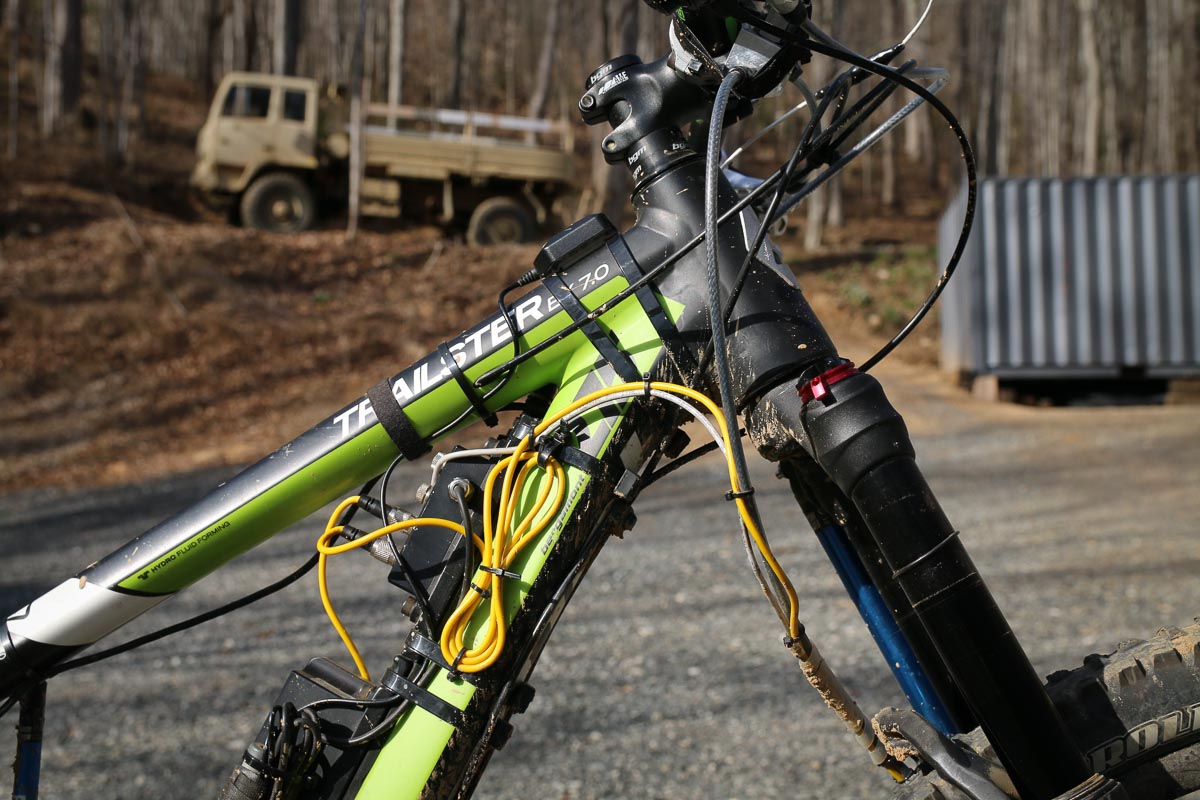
[320,379,801,682]
[315,496,467,681]
[438,445,565,673]
[534,382,803,640]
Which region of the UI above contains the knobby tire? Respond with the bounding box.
[897,621,1200,799]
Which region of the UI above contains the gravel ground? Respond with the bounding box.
[1,361,1198,799]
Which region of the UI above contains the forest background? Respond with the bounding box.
[8,0,1199,189]
[1,0,1198,491]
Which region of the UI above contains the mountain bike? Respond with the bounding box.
[3,2,1198,798]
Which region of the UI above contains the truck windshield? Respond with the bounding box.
[222,85,271,118]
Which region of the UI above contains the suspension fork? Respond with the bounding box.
[774,365,1095,799]
[776,452,975,736]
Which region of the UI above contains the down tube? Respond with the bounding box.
[0,263,644,696]
[353,333,666,799]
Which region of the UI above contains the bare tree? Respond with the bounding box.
[880,0,900,207]
[900,0,929,163]
[322,0,342,82]
[61,0,80,120]
[245,0,262,71]
[5,0,18,159]
[40,0,60,133]
[445,0,466,107]
[386,0,405,124]
[1076,0,1101,174]
[346,0,367,241]
[824,1,844,228]
[526,0,560,120]
[502,0,516,112]
[115,0,143,157]
[203,0,224,99]
[273,0,301,74]
[231,0,250,71]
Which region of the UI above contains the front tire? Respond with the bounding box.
[240,172,316,233]
[896,622,1200,799]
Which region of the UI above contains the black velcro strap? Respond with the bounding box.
[438,342,499,427]
[545,274,641,383]
[607,236,697,377]
[367,379,431,462]
[380,671,466,729]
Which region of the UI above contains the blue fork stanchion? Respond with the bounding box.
[813,524,960,735]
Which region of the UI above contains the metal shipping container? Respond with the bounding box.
[939,175,1200,380]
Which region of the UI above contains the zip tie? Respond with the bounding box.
[643,374,653,399]
[479,566,522,581]
[468,582,492,599]
[450,645,469,680]
[725,488,755,501]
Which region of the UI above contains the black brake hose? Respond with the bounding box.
[44,473,387,679]
[704,70,754,495]
[394,554,438,637]
[705,75,795,618]
[301,694,405,713]
[817,61,913,156]
[712,63,914,402]
[426,283,524,439]
[379,453,408,564]
[642,429,745,489]
[47,553,321,677]
[450,484,475,609]
[695,67,844,383]
[319,662,436,749]
[757,18,978,371]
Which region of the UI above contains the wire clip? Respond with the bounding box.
[404,635,479,686]
[480,566,522,581]
[536,433,603,476]
[450,646,470,681]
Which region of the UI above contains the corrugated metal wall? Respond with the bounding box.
[939,175,1200,379]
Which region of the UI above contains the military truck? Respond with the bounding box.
[190,72,575,244]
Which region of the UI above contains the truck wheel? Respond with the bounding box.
[467,197,534,246]
[241,173,316,233]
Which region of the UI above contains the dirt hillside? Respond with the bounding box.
[0,75,946,494]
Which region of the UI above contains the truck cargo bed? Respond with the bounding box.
[364,128,572,184]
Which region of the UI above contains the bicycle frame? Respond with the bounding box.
[1,163,1088,800]
[1,14,1123,798]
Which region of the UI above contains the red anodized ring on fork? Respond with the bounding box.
[798,361,859,404]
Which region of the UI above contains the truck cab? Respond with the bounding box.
[192,72,323,231]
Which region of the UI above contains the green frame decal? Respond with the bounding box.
[114,271,652,596]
